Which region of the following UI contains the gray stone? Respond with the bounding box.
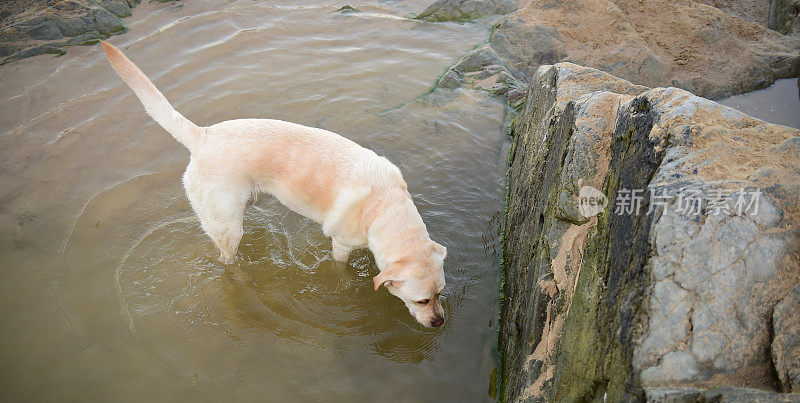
[100,0,133,18]
[501,62,800,401]
[0,0,145,63]
[93,8,127,36]
[0,44,20,58]
[489,20,566,78]
[16,45,66,59]
[773,284,800,393]
[647,387,800,402]
[334,5,360,14]
[640,351,699,384]
[769,0,800,34]
[415,0,517,22]
[436,69,463,90]
[634,280,692,370]
[454,46,504,73]
[23,16,64,40]
[55,15,95,37]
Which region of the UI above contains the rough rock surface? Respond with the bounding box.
[773,285,800,393]
[647,386,800,402]
[698,0,770,26]
[436,0,800,100]
[770,0,800,34]
[414,0,517,22]
[500,62,800,401]
[0,0,179,64]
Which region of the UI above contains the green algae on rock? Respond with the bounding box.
[501,62,800,401]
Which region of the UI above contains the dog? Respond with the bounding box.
[101,41,446,328]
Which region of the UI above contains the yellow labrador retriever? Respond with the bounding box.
[102,42,446,327]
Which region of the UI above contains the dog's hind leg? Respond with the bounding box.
[331,238,352,262]
[184,173,249,265]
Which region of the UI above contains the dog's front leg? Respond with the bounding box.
[331,238,352,262]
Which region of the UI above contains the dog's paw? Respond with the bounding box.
[218,254,235,265]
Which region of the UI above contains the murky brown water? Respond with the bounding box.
[0,1,509,400]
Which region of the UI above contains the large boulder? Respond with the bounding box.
[438,0,800,101]
[500,62,800,401]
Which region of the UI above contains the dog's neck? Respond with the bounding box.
[365,190,430,270]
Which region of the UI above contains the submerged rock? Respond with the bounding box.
[500,62,800,401]
[414,0,517,22]
[436,0,800,101]
[0,0,176,64]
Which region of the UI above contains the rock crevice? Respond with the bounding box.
[501,62,800,401]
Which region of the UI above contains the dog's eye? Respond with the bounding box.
[416,299,430,305]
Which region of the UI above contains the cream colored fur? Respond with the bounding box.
[101,41,447,327]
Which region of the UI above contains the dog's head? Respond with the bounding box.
[374,241,447,328]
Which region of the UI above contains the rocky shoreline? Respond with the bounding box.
[0,0,178,65]
[416,0,800,401]
[433,0,800,100]
[501,61,800,401]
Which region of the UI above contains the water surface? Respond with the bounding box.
[0,1,509,400]
[719,78,800,129]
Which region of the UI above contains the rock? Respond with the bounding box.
[647,387,800,402]
[500,63,800,401]
[0,44,20,58]
[453,46,504,72]
[769,0,800,34]
[60,31,103,47]
[698,0,770,26]
[436,69,464,90]
[93,7,127,35]
[22,15,64,40]
[16,45,67,59]
[0,0,144,64]
[334,5,360,14]
[56,14,95,37]
[436,0,800,101]
[773,285,800,393]
[415,0,517,22]
[100,0,133,18]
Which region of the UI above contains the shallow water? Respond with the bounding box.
[0,1,509,400]
[719,78,800,129]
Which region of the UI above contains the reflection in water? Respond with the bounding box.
[0,0,508,400]
[113,204,448,363]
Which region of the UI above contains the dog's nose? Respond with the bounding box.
[431,317,444,327]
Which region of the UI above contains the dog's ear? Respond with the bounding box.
[373,270,399,291]
[432,241,447,260]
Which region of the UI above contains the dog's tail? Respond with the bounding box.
[101,41,202,152]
